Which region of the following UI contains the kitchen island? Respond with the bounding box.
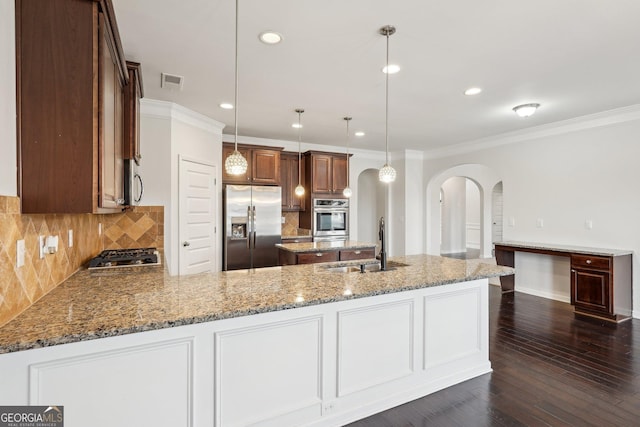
[0,255,512,427]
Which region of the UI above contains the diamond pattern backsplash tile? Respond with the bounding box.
[0,197,164,327]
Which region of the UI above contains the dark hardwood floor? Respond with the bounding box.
[348,286,640,427]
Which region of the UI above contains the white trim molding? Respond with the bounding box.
[141,98,225,134]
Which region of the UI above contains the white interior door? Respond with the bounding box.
[179,157,217,275]
[492,182,504,245]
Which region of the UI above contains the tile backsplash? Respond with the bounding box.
[281,211,311,237]
[0,196,164,327]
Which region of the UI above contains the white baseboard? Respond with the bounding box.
[515,286,571,304]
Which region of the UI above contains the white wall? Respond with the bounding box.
[466,179,481,249]
[424,107,640,318]
[0,0,17,196]
[140,100,224,275]
[403,150,425,255]
[440,177,466,254]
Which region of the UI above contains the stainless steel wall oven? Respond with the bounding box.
[313,198,349,241]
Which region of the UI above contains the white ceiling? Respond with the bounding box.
[111,0,640,153]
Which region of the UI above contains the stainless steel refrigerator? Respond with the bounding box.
[224,185,282,270]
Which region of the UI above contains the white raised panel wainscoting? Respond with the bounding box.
[0,279,490,427]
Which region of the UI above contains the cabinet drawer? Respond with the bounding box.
[571,254,610,270]
[339,248,375,261]
[297,251,339,264]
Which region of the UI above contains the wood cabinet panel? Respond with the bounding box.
[339,248,376,261]
[571,269,610,314]
[571,254,610,270]
[304,151,351,195]
[281,152,305,211]
[16,0,128,214]
[296,251,339,264]
[310,155,332,193]
[332,156,348,194]
[123,61,143,164]
[222,143,282,185]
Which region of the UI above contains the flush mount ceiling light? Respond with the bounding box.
[219,103,233,109]
[343,117,353,198]
[464,87,482,96]
[513,103,540,118]
[224,0,248,176]
[382,64,400,74]
[378,25,397,184]
[355,131,365,137]
[294,109,305,197]
[259,31,283,44]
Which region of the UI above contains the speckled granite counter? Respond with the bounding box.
[0,255,513,354]
[495,241,632,256]
[276,240,376,253]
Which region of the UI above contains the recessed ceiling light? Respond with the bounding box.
[382,64,400,74]
[512,103,540,117]
[464,87,482,96]
[354,131,365,137]
[291,123,303,129]
[220,103,233,109]
[259,31,283,45]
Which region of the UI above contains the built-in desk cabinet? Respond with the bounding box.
[16,0,129,214]
[495,243,632,323]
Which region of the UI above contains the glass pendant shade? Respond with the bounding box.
[379,164,396,183]
[224,0,248,176]
[343,187,353,198]
[225,149,248,175]
[295,184,305,197]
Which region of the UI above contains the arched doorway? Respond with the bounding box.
[440,177,481,259]
[426,164,501,258]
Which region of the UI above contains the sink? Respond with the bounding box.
[323,260,409,273]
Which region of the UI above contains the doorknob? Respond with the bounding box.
[183,241,190,247]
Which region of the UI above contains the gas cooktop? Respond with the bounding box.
[88,248,160,269]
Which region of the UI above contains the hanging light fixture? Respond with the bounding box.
[343,117,353,198]
[379,25,396,183]
[294,109,305,197]
[224,0,248,175]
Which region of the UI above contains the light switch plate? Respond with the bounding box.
[585,219,593,230]
[39,235,45,259]
[16,239,25,267]
[281,216,285,224]
[536,218,544,228]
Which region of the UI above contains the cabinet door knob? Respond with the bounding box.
[586,259,592,264]
[355,250,361,255]
[316,253,323,257]
[571,269,576,273]
[183,241,190,247]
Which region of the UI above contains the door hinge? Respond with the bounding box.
[214,178,217,186]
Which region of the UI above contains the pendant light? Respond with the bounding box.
[294,109,305,197]
[224,0,248,175]
[378,25,397,183]
[343,117,353,198]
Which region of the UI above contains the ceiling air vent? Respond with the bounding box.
[161,73,184,90]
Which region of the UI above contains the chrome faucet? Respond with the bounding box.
[378,216,387,271]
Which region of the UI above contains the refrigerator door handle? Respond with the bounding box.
[247,206,252,248]
[252,206,257,248]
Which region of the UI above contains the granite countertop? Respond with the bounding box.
[276,240,377,253]
[495,241,633,257]
[0,255,514,354]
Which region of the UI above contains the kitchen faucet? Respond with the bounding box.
[378,216,387,271]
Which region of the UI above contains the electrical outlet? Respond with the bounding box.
[16,239,25,267]
[281,216,286,224]
[68,229,73,247]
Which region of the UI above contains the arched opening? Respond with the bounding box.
[357,168,386,244]
[439,177,481,259]
[426,164,501,259]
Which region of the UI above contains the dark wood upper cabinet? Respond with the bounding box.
[222,143,282,185]
[16,0,129,213]
[123,61,143,165]
[304,151,350,195]
[280,152,305,212]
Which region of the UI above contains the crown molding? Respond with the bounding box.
[426,104,640,159]
[140,99,225,134]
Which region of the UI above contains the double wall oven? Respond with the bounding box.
[313,199,349,241]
